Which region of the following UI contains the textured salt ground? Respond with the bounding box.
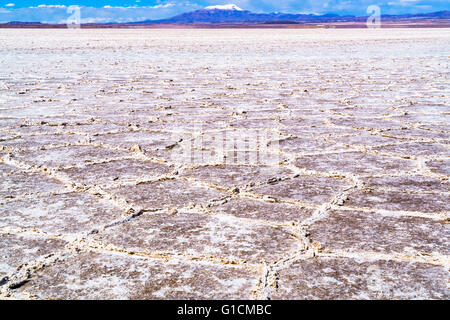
[345,189,449,214]
[295,151,418,175]
[362,175,449,193]
[104,179,229,211]
[13,251,260,300]
[276,136,346,154]
[309,209,449,255]
[0,163,67,199]
[373,142,450,158]
[209,197,314,223]
[426,160,450,175]
[0,192,124,234]
[0,233,67,281]
[12,145,132,169]
[251,175,350,205]
[329,133,399,147]
[90,131,178,150]
[0,133,84,150]
[180,164,294,188]
[93,210,299,264]
[0,29,449,300]
[272,257,449,300]
[380,128,449,141]
[58,159,172,187]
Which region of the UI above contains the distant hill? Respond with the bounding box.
[133,6,357,24]
[6,21,43,25]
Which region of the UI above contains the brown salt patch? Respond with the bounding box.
[280,126,356,138]
[0,133,83,150]
[0,192,123,234]
[222,149,280,167]
[211,197,314,223]
[373,142,449,158]
[330,117,403,130]
[229,119,279,129]
[380,128,449,141]
[295,151,416,175]
[277,137,345,154]
[286,109,331,119]
[425,160,450,176]
[396,104,448,114]
[272,256,449,299]
[309,209,449,255]
[390,113,449,126]
[14,145,131,169]
[87,114,154,125]
[146,143,245,166]
[105,179,227,210]
[17,251,259,299]
[279,118,325,128]
[96,211,298,264]
[166,106,223,115]
[418,124,450,132]
[91,131,176,150]
[181,164,292,188]
[0,162,17,175]
[58,159,171,186]
[60,123,128,135]
[167,113,231,124]
[7,124,61,136]
[30,115,94,125]
[363,175,449,193]
[0,105,69,120]
[156,120,225,131]
[346,189,449,213]
[0,233,67,280]
[240,109,286,119]
[330,133,399,147]
[0,164,66,199]
[252,175,348,205]
[146,144,214,165]
[0,117,27,131]
[329,106,390,118]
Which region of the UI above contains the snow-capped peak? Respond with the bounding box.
[204,4,244,11]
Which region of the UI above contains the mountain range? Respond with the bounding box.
[129,4,450,25]
[2,4,449,27]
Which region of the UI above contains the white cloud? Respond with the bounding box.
[5,3,15,7]
[36,5,67,8]
[101,4,175,9]
[388,0,420,5]
[0,3,201,24]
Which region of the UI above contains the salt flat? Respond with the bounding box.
[0,29,449,299]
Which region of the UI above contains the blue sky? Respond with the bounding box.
[0,1,448,23]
